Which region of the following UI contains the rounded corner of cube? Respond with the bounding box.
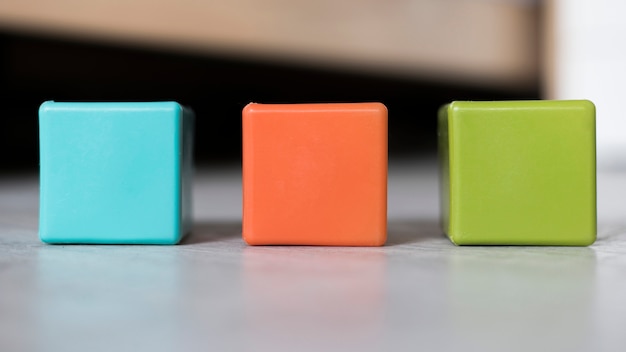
[161,234,183,245]
[445,228,464,246]
[438,102,452,114]
[370,102,388,116]
[577,233,597,247]
[162,218,185,244]
[38,101,55,115]
[447,101,463,113]
[578,99,596,113]
[38,231,55,244]
[445,102,466,124]
[242,231,260,246]
[447,234,461,246]
[39,227,68,244]
[370,233,387,247]
[164,101,184,112]
[242,102,259,117]
[161,102,184,121]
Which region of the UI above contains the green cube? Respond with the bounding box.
[438,100,596,246]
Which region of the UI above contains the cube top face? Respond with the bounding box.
[440,100,596,245]
[39,101,190,244]
[242,102,388,246]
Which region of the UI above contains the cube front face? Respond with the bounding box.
[439,100,596,245]
[242,103,387,246]
[39,101,193,244]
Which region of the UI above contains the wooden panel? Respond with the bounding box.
[0,0,538,88]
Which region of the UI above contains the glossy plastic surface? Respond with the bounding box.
[39,101,194,244]
[242,102,388,246]
[439,100,596,245]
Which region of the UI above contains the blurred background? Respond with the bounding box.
[0,0,622,170]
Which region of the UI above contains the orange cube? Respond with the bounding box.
[242,102,388,246]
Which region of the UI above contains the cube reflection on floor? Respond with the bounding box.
[242,102,388,246]
[38,101,194,244]
[438,100,596,246]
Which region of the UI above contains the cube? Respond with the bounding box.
[39,101,194,244]
[438,100,596,245]
[242,102,387,246]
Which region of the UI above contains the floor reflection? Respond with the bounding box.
[35,245,186,352]
[242,246,386,351]
[446,247,596,352]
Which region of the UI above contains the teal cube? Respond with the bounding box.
[438,100,596,246]
[39,101,194,244]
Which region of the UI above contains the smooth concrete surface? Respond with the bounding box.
[1,159,626,352]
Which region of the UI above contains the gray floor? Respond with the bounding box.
[1,159,626,352]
